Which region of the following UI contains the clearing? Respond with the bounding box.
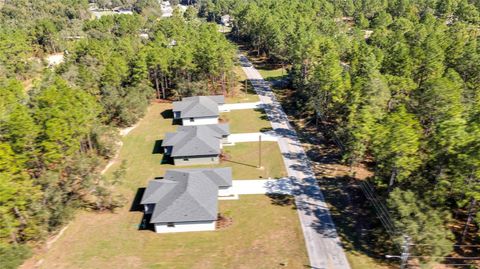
[220,108,272,133]
[30,102,305,268]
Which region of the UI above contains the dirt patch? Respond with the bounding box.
[216,214,233,230]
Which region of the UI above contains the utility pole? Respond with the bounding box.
[400,235,411,269]
[258,134,262,168]
[244,79,248,96]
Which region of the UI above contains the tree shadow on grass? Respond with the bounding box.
[152,140,164,154]
[266,193,296,209]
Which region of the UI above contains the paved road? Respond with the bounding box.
[240,55,351,269]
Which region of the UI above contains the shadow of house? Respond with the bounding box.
[152,140,164,154]
[161,154,174,165]
[162,109,183,125]
[161,109,173,119]
[130,188,146,212]
[139,212,155,231]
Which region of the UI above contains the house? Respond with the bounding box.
[220,14,231,26]
[141,168,233,233]
[172,95,225,126]
[113,7,134,15]
[161,1,173,17]
[162,124,230,165]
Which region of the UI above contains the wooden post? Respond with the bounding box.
[244,79,248,96]
[258,134,262,168]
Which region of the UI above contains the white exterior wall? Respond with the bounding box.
[218,186,234,197]
[182,116,218,126]
[144,204,154,214]
[173,155,219,166]
[154,221,216,233]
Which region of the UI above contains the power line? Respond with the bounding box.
[386,255,480,260]
[410,243,480,248]
[359,181,399,238]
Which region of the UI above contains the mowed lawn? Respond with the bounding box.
[36,102,307,268]
[220,142,287,179]
[220,109,272,133]
[257,67,287,80]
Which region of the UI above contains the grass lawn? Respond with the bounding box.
[38,196,308,269]
[346,252,393,269]
[257,67,287,81]
[225,66,259,104]
[33,102,305,268]
[220,142,287,179]
[165,141,287,180]
[220,109,272,133]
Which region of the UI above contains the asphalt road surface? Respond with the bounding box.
[240,55,351,269]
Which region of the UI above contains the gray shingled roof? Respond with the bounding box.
[165,167,232,187]
[162,124,229,157]
[172,95,225,118]
[140,168,232,223]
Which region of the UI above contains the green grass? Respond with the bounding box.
[220,142,287,179]
[225,66,259,103]
[33,103,305,268]
[38,196,308,269]
[257,67,287,80]
[220,109,272,133]
[346,252,393,269]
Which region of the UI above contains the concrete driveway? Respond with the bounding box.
[219,102,262,112]
[227,132,278,144]
[232,178,293,195]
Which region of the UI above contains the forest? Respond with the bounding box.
[0,1,235,268]
[1,0,480,268]
[200,0,480,266]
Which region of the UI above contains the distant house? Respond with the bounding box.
[113,7,134,15]
[161,1,173,17]
[141,168,233,233]
[162,124,230,165]
[220,14,231,26]
[172,95,226,126]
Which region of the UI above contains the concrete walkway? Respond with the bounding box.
[232,178,293,195]
[240,55,351,269]
[227,132,278,144]
[219,101,262,111]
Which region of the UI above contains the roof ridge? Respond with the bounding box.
[184,178,217,218]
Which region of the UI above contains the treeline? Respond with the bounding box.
[0,2,235,268]
[203,0,480,263]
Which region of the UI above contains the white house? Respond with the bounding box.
[172,95,225,126]
[162,124,230,166]
[141,168,233,233]
[220,14,231,26]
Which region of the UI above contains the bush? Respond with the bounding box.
[0,244,32,269]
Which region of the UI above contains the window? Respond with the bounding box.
[167,222,175,228]
[183,158,189,161]
[189,118,194,122]
[211,157,215,161]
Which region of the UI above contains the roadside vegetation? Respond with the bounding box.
[0,1,238,267]
[203,0,480,267]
